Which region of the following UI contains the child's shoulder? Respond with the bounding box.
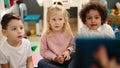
[41,33,47,38]
[22,38,30,42]
[22,38,31,44]
[102,24,112,29]
[102,23,111,27]
[0,40,7,48]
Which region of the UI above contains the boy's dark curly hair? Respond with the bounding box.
[79,1,108,25]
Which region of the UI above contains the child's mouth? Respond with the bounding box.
[18,36,23,38]
[91,24,97,26]
[55,26,60,28]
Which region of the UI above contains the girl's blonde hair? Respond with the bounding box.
[44,4,73,37]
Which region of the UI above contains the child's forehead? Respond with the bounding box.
[51,9,64,13]
[90,9,99,12]
[86,9,100,14]
[9,19,21,22]
[49,11,64,16]
[8,19,23,25]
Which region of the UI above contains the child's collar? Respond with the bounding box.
[84,24,102,32]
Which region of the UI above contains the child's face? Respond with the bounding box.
[49,11,65,32]
[85,10,102,30]
[3,19,24,42]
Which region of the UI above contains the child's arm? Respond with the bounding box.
[0,50,9,68]
[104,24,115,38]
[62,38,74,61]
[1,63,9,68]
[26,56,34,68]
[40,35,57,60]
[26,39,34,68]
[67,38,74,54]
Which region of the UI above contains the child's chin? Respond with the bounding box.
[17,37,23,40]
[54,29,62,31]
[17,39,22,41]
[90,27,98,30]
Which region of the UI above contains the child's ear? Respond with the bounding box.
[2,29,7,37]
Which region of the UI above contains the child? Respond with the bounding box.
[78,1,117,68]
[0,13,33,68]
[79,1,115,39]
[38,2,74,68]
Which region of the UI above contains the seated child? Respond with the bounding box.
[79,1,115,39]
[0,13,33,68]
[38,2,74,68]
[75,1,118,68]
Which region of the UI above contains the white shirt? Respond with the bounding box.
[0,38,32,68]
[79,24,115,39]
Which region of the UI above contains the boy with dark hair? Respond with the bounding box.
[0,13,33,68]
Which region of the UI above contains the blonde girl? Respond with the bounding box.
[38,2,74,68]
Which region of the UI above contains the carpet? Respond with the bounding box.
[31,42,43,67]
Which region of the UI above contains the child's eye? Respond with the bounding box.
[12,28,17,30]
[52,18,56,21]
[86,17,91,20]
[59,18,63,20]
[95,16,100,19]
[20,26,24,30]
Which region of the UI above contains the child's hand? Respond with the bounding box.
[94,45,109,68]
[62,49,71,61]
[54,55,64,64]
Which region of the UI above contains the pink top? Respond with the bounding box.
[40,31,74,60]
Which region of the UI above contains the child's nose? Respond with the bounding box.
[91,18,95,22]
[56,20,59,24]
[18,29,22,33]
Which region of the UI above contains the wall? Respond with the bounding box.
[22,0,77,18]
[22,0,43,19]
[0,0,5,10]
[0,2,19,44]
[0,0,5,44]
[90,0,120,9]
[67,7,77,18]
[106,0,120,9]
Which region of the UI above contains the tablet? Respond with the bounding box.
[75,38,120,68]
